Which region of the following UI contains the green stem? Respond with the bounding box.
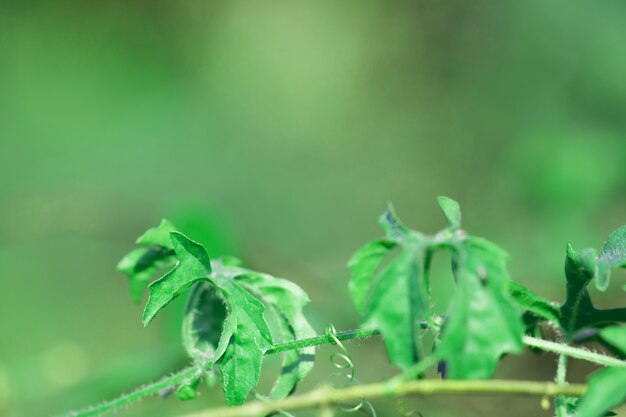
[64,330,625,417]
[179,380,587,417]
[555,354,569,417]
[522,336,626,368]
[555,288,585,417]
[63,366,197,417]
[266,328,381,354]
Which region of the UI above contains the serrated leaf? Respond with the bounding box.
[437,196,461,230]
[117,247,175,303]
[596,226,626,291]
[143,232,213,325]
[182,282,227,365]
[234,272,316,400]
[362,244,425,370]
[575,367,626,417]
[438,237,524,379]
[508,280,561,324]
[136,219,178,248]
[348,239,397,314]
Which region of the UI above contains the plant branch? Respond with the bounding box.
[63,330,625,417]
[179,380,587,417]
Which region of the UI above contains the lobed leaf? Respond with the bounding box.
[438,237,524,379]
[234,272,316,400]
[143,232,213,326]
[215,281,273,405]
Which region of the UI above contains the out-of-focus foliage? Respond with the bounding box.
[0,1,625,416]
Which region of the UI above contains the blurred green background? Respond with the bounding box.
[1,1,625,416]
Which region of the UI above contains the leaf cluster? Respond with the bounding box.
[118,220,315,405]
[349,197,524,378]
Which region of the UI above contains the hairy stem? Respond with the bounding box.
[179,380,587,417]
[63,366,197,417]
[555,354,569,417]
[522,336,626,368]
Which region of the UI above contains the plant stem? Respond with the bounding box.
[266,328,381,354]
[555,354,569,417]
[63,330,625,417]
[522,336,626,368]
[63,366,197,417]
[179,380,587,417]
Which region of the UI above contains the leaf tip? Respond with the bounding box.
[378,203,409,238]
[436,195,462,230]
[136,219,178,247]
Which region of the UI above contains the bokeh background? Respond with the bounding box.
[1,1,625,416]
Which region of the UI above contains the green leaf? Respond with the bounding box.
[558,246,626,335]
[508,280,561,324]
[437,196,461,230]
[575,367,626,417]
[561,245,598,334]
[596,226,626,291]
[379,204,411,241]
[234,272,316,400]
[117,247,175,303]
[599,326,626,355]
[143,232,213,325]
[215,281,273,405]
[181,282,227,365]
[438,237,524,379]
[347,206,427,371]
[117,219,179,303]
[140,232,273,404]
[348,239,397,314]
[136,219,179,248]
[362,243,425,370]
